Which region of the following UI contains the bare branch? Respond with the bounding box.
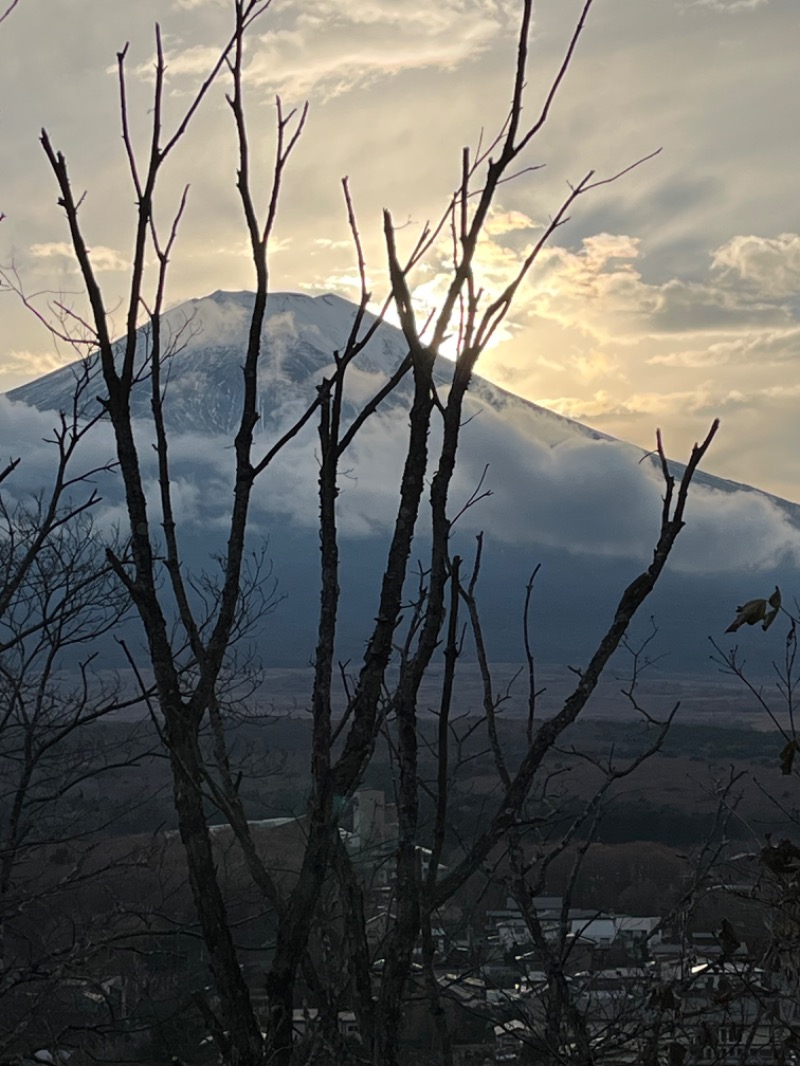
[0,0,19,26]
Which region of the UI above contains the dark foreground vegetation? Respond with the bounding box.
[9,712,786,840]
[3,712,800,1064]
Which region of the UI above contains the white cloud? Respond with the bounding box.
[0,397,117,507]
[691,0,769,10]
[125,44,222,84]
[677,487,800,571]
[3,322,799,585]
[514,233,795,343]
[124,1,510,100]
[29,241,77,260]
[484,208,542,237]
[29,241,129,273]
[711,233,800,297]
[302,212,800,505]
[648,326,800,369]
[3,348,66,378]
[86,246,130,272]
[248,2,509,99]
[238,387,800,576]
[295,0,504,30]
[247,27,497,99]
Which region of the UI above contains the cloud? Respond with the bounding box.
[124,1,511,100]
[675,487,800,572]
[0,397,118,511]
[2,349,67,379]
[447,405,800,574]
[691,0,769,10]
[194,226,800,514]
[341,204,549,359]
[711,233,800,298]
[484,209,542,237]
[514,233,794,342]
[648,326,800,369]
[460,216,800,504]
[243,2,509,100]
[124,44,223,86]
[162,291,254,349]
[293,0,503,29]
[85,247,130,273]
[29,242,77,261]
[247,29,497,100]
[429,224,800,375]
[4,334,799,593]
[29,242,129,273]
[536,383,750,429]
[241,387,800,575]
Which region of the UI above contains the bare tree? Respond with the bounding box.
[0,505,159,1063]
[16,0,726,1063]
[685,593,800,1063]
[0,417,112,644]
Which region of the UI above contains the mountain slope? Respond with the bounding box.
[8,289,792,508]
[4,290,800,684]
[8,290,619,443]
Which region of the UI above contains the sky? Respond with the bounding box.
[1,0,799,502]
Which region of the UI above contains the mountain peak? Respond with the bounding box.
[6,290,382,432]
[4,289,800,679]
[7,289,621,449]
[3,289,797,515]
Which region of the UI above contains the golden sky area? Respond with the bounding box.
[1,0,799,500]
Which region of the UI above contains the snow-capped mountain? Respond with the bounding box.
[8,289,788,503]
[9,289,618,444]
[4,290,800,683]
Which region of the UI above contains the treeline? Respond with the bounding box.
[12,714,780,849]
